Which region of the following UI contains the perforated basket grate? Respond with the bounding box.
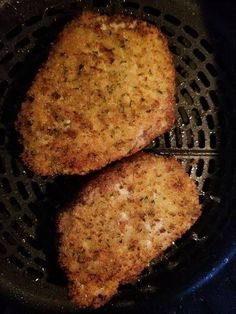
[0,0,236,313]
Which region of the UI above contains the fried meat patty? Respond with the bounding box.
[16,12,175,175]
[58,152,201,308]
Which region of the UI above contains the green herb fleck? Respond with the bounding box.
[119,104,125,113]
[119,40,125,48]
[63,119,71,128]
[107,85,114,94]
[48,129,59,136]
[78,64,84,73]
[62,65,68,82]
[110,128,116,138]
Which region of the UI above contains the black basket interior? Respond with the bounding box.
[0,0,236,313]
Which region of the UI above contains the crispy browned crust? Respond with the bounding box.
[58,152,201,308]
[16,11,176,176]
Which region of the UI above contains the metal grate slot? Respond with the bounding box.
[122,1,140,9]
[7,254,24,268]
[0,203,10,219]
[183,25,198,38]
[164,14,181,26]
[93,0,110,7]
[143,6,161,17]
[6,25,23,40]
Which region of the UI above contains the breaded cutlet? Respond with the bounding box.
[58,152,201,308]
[16,12,175,175]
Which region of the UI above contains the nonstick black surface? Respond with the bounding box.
[0,0,236,313]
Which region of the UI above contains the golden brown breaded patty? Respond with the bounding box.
[16,11,176,176]
[58,152,201,308]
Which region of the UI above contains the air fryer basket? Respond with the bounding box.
[0,0,236,312]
